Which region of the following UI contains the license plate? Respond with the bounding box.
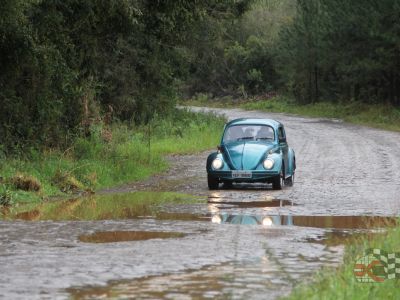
[232,171,252,178]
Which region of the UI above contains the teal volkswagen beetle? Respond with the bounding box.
[206,118,296,190]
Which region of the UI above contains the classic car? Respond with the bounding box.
[206,118,296,190]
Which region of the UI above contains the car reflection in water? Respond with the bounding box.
[211,213,293,226]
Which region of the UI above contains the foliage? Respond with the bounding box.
[277,0,400,106]
[2,0,400,152]
[0,185,14,207]
[185,0,294,98]
[0,0,246,151]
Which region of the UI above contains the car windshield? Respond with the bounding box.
[223,125,275,143]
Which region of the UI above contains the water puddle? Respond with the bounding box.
[208,199,294,208]
[306,230,381,247]
[78,231,187,243]
[151,212,210,222]
[210,214,398,229]
[0,191,203,221]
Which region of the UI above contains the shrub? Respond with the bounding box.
[10,173,41,192]
[52,170,85,193]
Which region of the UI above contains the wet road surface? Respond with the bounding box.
[1,107,400,299]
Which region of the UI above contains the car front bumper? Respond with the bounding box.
[208,170,280,182]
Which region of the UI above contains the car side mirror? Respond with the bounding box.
[279,137,286,143]
[217,145,223,153]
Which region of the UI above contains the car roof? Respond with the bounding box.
[226,118,282,128]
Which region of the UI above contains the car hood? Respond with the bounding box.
[222,141,274,170]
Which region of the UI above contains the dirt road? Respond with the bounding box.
[113,106,400,216]
[1,107,399,299]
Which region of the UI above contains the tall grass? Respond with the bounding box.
[0,109,225,204]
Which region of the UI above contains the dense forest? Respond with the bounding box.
[1,0,400,152]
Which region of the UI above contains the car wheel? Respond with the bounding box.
[208,174,219,190]
[272,167,284,190]
[285,172,294,187]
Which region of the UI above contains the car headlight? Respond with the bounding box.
[212,158,224,170]
[263,158,274,170]
[212,215,222,224]
[262,217,273,226]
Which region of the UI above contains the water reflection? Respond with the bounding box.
[208,199,294,208]
[211,213,292,226]
[79,231,187,243]
[210,214,398,229]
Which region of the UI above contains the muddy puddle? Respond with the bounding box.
[79,231,187,243]
[0,191,203,221]
[2,192,397,231]
[1,190,398,300]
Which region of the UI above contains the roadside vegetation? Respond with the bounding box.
[0,109,225,205]
[182,94,400,132]
[243,96,400,132]
[283,225,400,300]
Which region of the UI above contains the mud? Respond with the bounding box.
[78,231,187,243]
[1,107,400,299]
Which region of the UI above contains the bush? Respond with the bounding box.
[10,173,41,192]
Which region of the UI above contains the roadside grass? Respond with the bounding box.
[283,224,400,300]
[0,109,225,205]
[242,96,400,132]
[181,94,400,132]
[0,191,202,221]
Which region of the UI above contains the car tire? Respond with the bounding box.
[208,174,219,190]
[284,173,294,187]
[272,167,284,190]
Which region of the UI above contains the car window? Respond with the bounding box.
[223,125,274,143]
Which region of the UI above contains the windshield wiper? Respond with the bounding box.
[238,136,254,141]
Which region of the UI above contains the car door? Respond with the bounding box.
[278,126,289,176]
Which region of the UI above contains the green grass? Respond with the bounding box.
[242,96,400,132]
[0,109,225,204]
[283,225,400,300]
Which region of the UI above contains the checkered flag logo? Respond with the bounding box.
[366,248,400,280]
